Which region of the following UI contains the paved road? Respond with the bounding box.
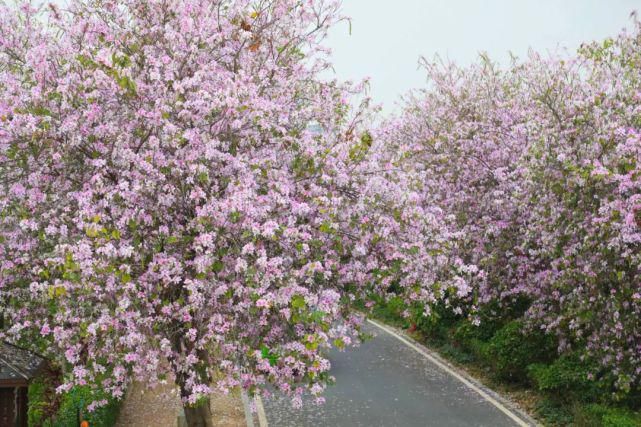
[261,320,532,427]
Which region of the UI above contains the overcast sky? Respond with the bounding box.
[326,0,640,112]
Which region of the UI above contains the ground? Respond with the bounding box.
[115,381,245,427]
[261,320,536,427]
[114,320,537,427]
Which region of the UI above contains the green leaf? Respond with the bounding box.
[30,105,52,117]
[48,285,67,298]
[310,310,327,322]
[408,246,420,255]
[229,211,241,223]
[291,295,306,309]
[260,345,270,359]
[116,75,137,96]
[319,221,333,233]
[211,260,224,273]
[260,345,278,366]
[197,172,209,184]
[112,53,132,68]
[76,54,97,69]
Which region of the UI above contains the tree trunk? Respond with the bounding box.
[169,331,214,427]
[183,399,214,427]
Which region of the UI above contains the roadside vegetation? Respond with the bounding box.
[1,1,641,426]
[364,16,641,426]
[27,367,122,427]
[369,297,641,426]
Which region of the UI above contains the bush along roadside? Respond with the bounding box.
[367,296,641,426]
[376,19,641,416]
[28,367,123,427]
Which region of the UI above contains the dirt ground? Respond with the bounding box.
[115,381,246,427]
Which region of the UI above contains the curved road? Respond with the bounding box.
[260,320,535,427]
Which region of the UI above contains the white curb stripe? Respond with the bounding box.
[241,390,255,427]
[367,318,531,427]
[255,395,268,427]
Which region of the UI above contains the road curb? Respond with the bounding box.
[367,318,541,427]
[255,395,268,427]
[241,390,268,427]
[241,390,255,427]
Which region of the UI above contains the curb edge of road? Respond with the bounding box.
[367,318,542,427]
[255,395,269,427]
[241,390,255,427]
[241,390,269,427]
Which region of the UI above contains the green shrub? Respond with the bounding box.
[450,296,530,337]
[371,296,408,327]
[453,317,497,343]
[485,320,555,382]
[51,386,122,427]
[575,404,641,427]
[28,383,122,427]
[450,325,490,363]
[527,354,599,401]
[28,377,48,427]
[438,342,475,364]
[534,397,573,426]
[602,411,641,427]
[369,296,641,425]
[28,367,62,427]
[413,303,462,342]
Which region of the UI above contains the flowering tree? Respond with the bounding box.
[0,1,474,425]
[519,25,641,394]
[379,55,535,309]
[386,20,641,395]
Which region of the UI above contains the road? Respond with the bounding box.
[260,320,534,427]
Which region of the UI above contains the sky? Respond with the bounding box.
[325,0,640,113]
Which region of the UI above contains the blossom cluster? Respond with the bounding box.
[384,20,641,393]
[0,0,470,411]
